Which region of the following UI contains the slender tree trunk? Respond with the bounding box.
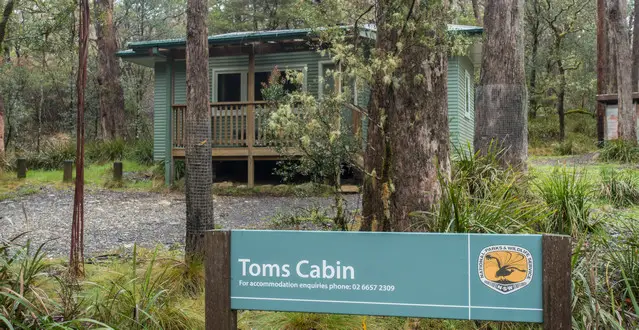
[632,0,639,92]
[70,0,90,279]
[471,0,481,23]
[597,0,608,145]
[529,24,540,119]
[362,0,450,232]
[558,64,566,141]
[607,0,635,142]
[95,0,125,140]
[0,0,15,155]
[185,0,213,261]
[475,0,528,168]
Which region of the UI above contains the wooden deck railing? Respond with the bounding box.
[172,101,270,149]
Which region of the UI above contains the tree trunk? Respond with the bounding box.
[474,0,528,168]
[607,0,635,142]
[361,0,451,232]
[471,0,481,23]
[95,0,125,140]
[529,19,540,119]
[70,0,90,279]
[0,0,15,155]
[632,0,639,92]
[185,0,213,261]
[597,0,608,146]
[558,65,566,141]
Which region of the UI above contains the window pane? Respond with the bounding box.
[217,73,242,102]
[255,70,301,101]
[255,71,270,101]
[322,63,337,95]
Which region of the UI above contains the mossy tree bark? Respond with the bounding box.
[0,0,15,154]
[95,0,126,140]
[185,0,213,261]
[361,0,451,232]
[632,0,639,92]
[606,0,635,142]
[474,0,528,168]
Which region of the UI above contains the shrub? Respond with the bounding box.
[25,138,76,170]
[600,140,639,163]
[535,167,596,236]
[128,139,154,165]
[599,167,639,207]
[414,144,547,234]
[269,206,334,230]
[86,138,126,163]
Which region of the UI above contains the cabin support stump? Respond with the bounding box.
[205,231,237,330]
[113,162,123,181]
[16,158,26,179]
[63,160,73,182]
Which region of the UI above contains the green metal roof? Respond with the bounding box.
[117,24,482,58]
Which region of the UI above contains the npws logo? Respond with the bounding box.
[478,245,533,295]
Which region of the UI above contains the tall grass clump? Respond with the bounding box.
[535,167,595,236]
[599,139,639,163]
[127,138,154,165]
[0,234,111,329]
[414,144,547,234]
[89,245,204,329]
[25,138,76,170]
[599,167,639,207]
[86,138,127,163]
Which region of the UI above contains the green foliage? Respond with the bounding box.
[262,67,361,230]
[600,140,639,163]
[269,206,335,230]
[535,167,596,236]
[128,139,155,165]
[24,136,76,170]
[239,311,363,330]
[414,145,547,234]
[86,139,127,163]
[599,167,639,207]
[89,245,202,329]
[529,114,597,156]
[0,234,111,329]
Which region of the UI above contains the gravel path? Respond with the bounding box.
[0,188,361,257]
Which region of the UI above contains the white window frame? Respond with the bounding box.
[465,70,472,119]
[212,68,248,103]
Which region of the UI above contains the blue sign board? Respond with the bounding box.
[230,230,543,322]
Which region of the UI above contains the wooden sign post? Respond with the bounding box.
[205,231,571,330]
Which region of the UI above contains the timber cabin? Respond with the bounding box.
[596,93,639,141]
[116,25,483,186]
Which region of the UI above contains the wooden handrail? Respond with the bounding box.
[171,101,268,107]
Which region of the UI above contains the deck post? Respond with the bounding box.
[247,46,255,187]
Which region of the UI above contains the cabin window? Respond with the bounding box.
[217,73,243,102]
[465,71,472,118]
[319,62,356,102]
[255,70,302,101]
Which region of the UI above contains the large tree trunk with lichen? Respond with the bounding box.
[0,0,15,155]
[607,0,635,142]
[361,0,450,232]
[185,0,213,261]
[632,0,639,92]
[95,0,125,140]
[474,0,528,168]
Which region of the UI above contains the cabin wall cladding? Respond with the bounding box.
[455,56,475,151]
[153,62,169,161]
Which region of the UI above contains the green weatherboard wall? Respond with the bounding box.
[152,52,475,160]
[230,231,543,322]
